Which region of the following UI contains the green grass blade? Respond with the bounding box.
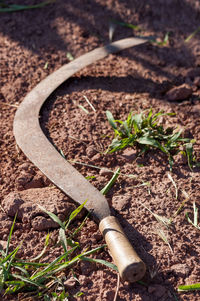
[106,110,117,130]
[12,273,45,288]
[65,200,87,229]
[111,19,140,30]
[169,130,182,143]
[30,233,50,262]
[137,136,167,153]
[38,205,65,230]
[13,265,30,278]
[0,0,55,13]
[178,283,200,291]
[101,168,120,195]
[71,213,90,237]
[82,256,118,271]
[31,247,77,280]
[44,245,106,277]
[59,228,68,254]
[185,26,200,42]
[5,213,17,257]
[185,142,194,171]
[1,246,20,265]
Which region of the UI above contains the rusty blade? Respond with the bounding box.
[13,37,147,221]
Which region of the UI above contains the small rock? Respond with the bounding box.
[166,84,192,101]
[86,146,97,157]
[171,263,190,277]
[31,216,59,231]
[64,277,76,288]
[99,168,113,177]
[2,187,76,230]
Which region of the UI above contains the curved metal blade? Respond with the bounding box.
[13,37,147,221]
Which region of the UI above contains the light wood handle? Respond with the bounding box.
[99,216,146,282]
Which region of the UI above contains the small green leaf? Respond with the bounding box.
[178,283,200,291]
[185,142,194,171]
[101,168,120,195]
[106,110,117,130]
[82,256,118,271]
[6,213,17,257]
[65,200,87,229]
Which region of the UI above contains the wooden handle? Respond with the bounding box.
[99,216,146,282]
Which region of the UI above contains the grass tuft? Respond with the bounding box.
[0,175,119,299]
[106,108,197,171]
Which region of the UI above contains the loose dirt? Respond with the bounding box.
[0,1,200,300]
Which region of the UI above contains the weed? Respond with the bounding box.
[0,176,119,299]
[106,108,197,171]
[101,167,120,195]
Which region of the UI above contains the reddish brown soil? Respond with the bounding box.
[1,1,200,300]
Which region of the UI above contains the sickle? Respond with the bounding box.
[13,37,147,282]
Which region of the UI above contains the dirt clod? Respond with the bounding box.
[166,84,193,101]
[2,187,76,229]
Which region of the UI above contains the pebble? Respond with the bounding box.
[166,83,192,101]
[86,145,97,157]
[64,277,76,288]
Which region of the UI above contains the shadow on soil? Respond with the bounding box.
[111,212,181,301]
[0,0,200,55]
